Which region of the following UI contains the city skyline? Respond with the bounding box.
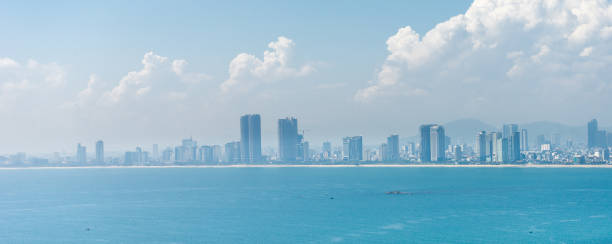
[3,116,612,156]
[2,0,612,153]
[4,115,609,166]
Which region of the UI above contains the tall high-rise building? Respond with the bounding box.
[162,147,173,161]
[419,125,434,162]
[520,129,528,151]
[321,141,332,160]
[212,145,223,162]
[95,140,104,163]
[296,133,305,161]
[476,131,487,162]
[502,124,519,139]
[224,141,241,162]
[76,143,87,164]
[379,143,388,161]
[342,136,363,161]
[588,119,599,148]
[488,132,501,162]
[430,125,446,162]
[181,138,197,161]
[199,145,214,163]
[386,134,400,161]
[510,131,521,161]
[454,145,462,162]
[278,117,298,162]
[240,114,262,162]
[342,137,350,160]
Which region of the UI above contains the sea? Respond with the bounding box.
[0,167,611,243]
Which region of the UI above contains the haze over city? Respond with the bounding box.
[1,0,611,154]
[5,1,612,243]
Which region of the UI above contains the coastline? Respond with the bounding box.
[0,164,611,170]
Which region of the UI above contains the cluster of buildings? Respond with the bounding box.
[2,116,611,166]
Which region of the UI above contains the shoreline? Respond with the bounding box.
[0,164,611,170]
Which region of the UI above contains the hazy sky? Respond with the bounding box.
[1,0,611,154]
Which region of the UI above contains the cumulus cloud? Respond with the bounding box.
[99,52,210,104]
[0,58,20,68]
[0,57,67,110]
[355,0,612,117]
[220,36,314,93]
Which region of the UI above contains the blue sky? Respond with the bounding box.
[1,0,611,153]
[1,0,471,83]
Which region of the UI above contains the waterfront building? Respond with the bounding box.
[278,117,298,161]
[95,140,104,163]
[521,129,528,151]
[430,125,445,162]
[76,143,87,164]
[419,125,434,162]
[476,131,487,162]
[224,141,241,162]
[240,114,262,162]
[386,134,400,161]
[343,136,363,161]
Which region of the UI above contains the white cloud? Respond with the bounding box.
[172,59,187,75]
[580,46,594,56]
[355,0,612,119]
[0,58,20,68]
[0,58,67,110]
[220,36,314,93]
[101,52,210,104]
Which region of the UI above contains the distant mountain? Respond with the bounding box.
[401,118,599,147]
[443,119,591,146]
[443,119,496,144]
[519,121,586,145]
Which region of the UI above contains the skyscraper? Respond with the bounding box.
[224,141,241,162]
[386,134,400,161]
[379,143,388,161]
[212,145,223,162]
[454,145,462,162]
[502,124,518,139]
[419,124,434,162]
[510,131,521,161]
[476,131,487,162]
[488,132,502,162]
[430,125,445,162]
[199,145,214,163]
[520,129,528,151]
[181,138,197,161]
[240,114,262,162]
[76,143,87,164]
[588,119,598,148]
[278,117,298,162]
[95,140,104,163]
[587,119,607,148]
[342,136,363,161]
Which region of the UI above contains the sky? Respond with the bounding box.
[1,0,611,154]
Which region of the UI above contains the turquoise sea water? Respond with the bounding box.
[0,167,611,243]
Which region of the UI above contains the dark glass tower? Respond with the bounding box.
[240,114,262,162]
[278,117,298,161]
[419,125,433,162]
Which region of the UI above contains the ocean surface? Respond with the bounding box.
[0,167,611,243]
